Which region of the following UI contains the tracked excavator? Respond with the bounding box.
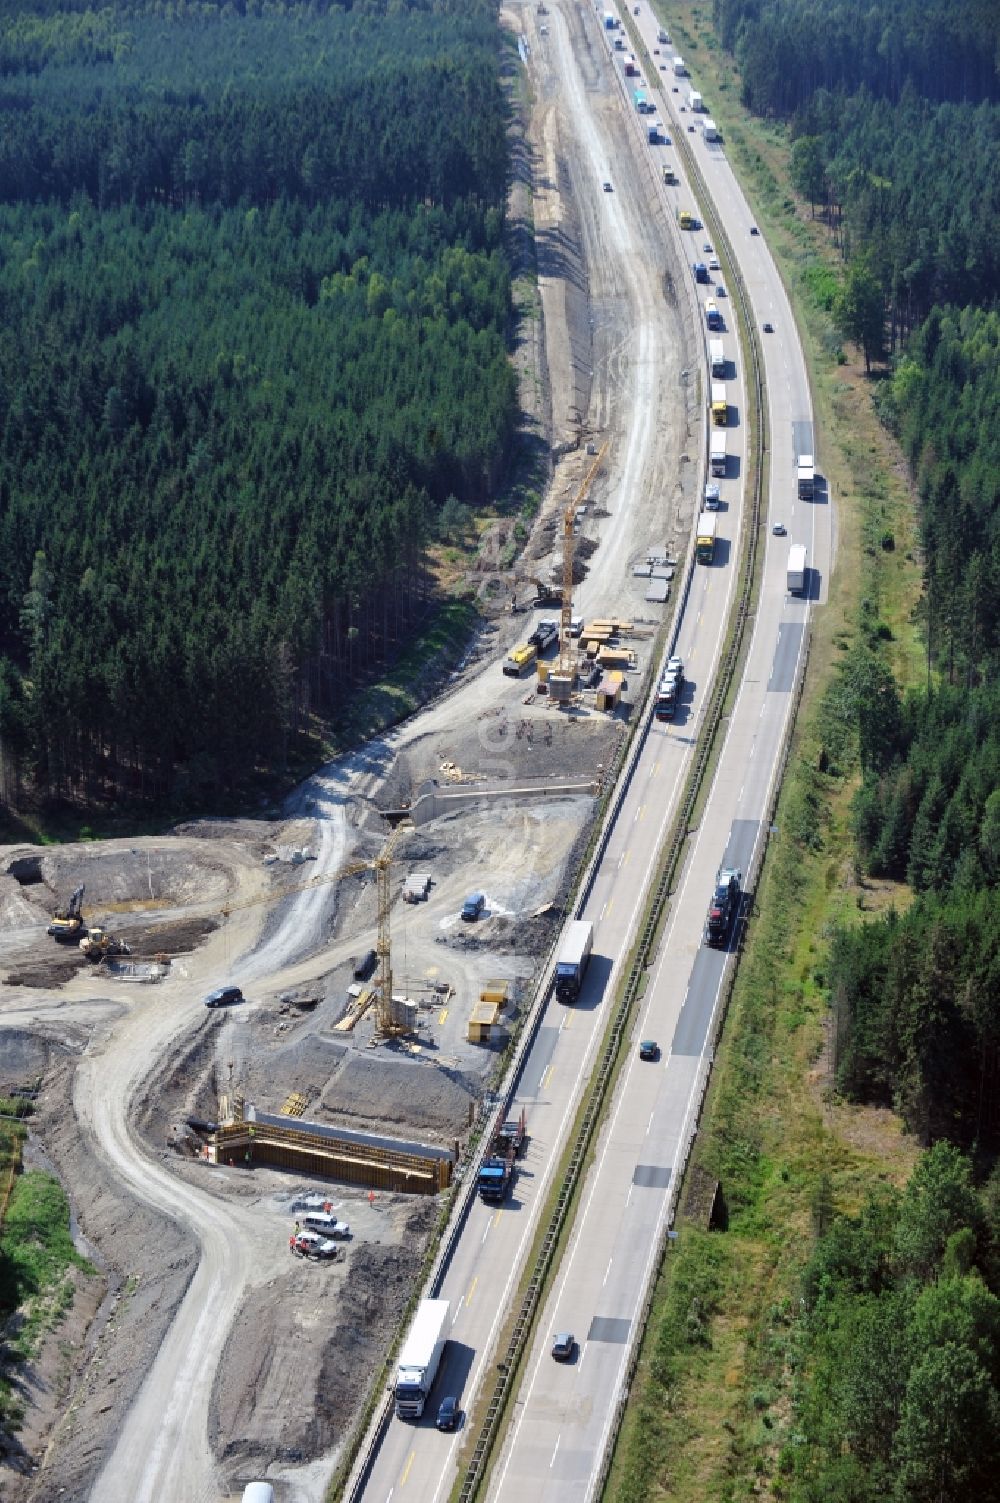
[47,884,86,943]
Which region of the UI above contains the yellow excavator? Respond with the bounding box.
[79,927,132,963]
[47,885,87,944]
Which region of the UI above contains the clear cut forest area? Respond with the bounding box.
[0,0,517,809]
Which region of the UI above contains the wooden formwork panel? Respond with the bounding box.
[214,1125,449,1195]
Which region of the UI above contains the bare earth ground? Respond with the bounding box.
[0,0,698,1496]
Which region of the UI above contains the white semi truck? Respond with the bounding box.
[710,430,727,477]
[703,117,719,142]
[394,1299,450,1419]
[555,919,594,1002]
[787,544,807,594]
[797,454,815,499]
[709,338,726,377]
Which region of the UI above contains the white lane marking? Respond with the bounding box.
[603,1256,614,1287]
[550,1435,561,1469]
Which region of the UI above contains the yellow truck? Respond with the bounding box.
[679,209,695,229]
[503,643,537,677]
[711,381,728,426]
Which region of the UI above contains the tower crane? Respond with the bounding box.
[215,823,408,1034]
[552,440,609,696]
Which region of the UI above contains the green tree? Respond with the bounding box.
[791,134,826,215]
[834,254,885,372]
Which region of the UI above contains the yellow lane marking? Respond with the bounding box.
[438,1008,449,1024]
[466,1275,478,1306]
[401,1450,416,1486]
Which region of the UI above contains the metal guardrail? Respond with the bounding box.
[453,12,775,1501]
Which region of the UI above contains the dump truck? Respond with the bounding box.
[555,919,593,1002]
[394,1299,450,1420]
[503,643,537,677]
[710,430,727,477]
[711,382,728,426]
[787,544,807,594]
[47,885,86,944]
[709,338,726,378]
[797,454,815,500]
[696,511,718,563]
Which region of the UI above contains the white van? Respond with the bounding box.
[302,1211,350,1239]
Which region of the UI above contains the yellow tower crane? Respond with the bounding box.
[551,440,609,696]
[217,823,409,1035]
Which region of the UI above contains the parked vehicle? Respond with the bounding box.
[461,892,485,922]
[291,1231,340,1260]
[302,1212,351,1238]
[204,985,243,1009]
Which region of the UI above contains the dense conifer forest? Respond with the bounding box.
[0,0,516,806]
[713,0,1000,1493]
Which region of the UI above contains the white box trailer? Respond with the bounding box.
[710,430,727,477]
[555,919,593,1002]
[703,117,719,142]
[709,338,726,378]
[690,90,703,111]
[797,454,815,499]
[395,1299,450,1419]
[787,544,807,594]
[672,55,687,75]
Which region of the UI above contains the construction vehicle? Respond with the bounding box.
[555,919,594,1001]
[477,1107,527,1203]
[47,885,86,943]
[548,442,609,701]
[503,643,537,677]
[394,1299,450,1419]
[79,927,132,962]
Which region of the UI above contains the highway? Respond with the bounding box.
[486,5,831,1499]
[350,0,763,1498]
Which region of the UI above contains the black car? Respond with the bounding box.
[706,868,741,947]
[762,321,774,333]
[461,892,485,922]
[639,1039,660,1061]
[353,948,378,981]
[204,985,243,1008]
[436,1396,460,1431]
[551,1332,576,1362]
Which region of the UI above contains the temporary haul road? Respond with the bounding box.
[352,3,831,1503]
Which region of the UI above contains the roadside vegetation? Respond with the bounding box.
[0,0,516,816]
[607,0,1000,1498]
[0,1090,94,1445]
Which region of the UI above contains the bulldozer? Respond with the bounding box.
[47,885,87,944]
[79,927,131,963]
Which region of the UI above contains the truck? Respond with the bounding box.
[394,1299,450,1420]
[706,867,741,947]
[797,454,815,500]
[673,55,687,75]
[624,56,638,77]
[693,261,709,284]
[696,510,718,564]
[657,27,669,43]
[709,338,726,378]
[528,618,559,653]
[711,381,728,425]
[655,660,684,720]
[706,300,723,331]
[603,11,617,27]
[703,117,719,142]
[689,90,703,112]
[710,430,727,477]
[555,919,593,1002]
[633,90,651,114]
[679,209,696,230]
[704,480,721,510]
[503,643,537,677]
[647,120,661,143]
[477,1109,527,1203]
[787,543,807,594]
[662,163,677,185]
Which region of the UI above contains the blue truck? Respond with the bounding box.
[477,1111,527,1203]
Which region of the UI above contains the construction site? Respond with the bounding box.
[0,0,705,1496]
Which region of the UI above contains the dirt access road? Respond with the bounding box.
[0,0,698,1497]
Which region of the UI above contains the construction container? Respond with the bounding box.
[595,671,623,711]
[596,645,633,670]
[468,1000,502,1043]
[403,873,432,903]
[480,979,511,1006]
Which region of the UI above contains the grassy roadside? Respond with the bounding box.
[1,1099,97,1442]
[603,4,926,1498]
